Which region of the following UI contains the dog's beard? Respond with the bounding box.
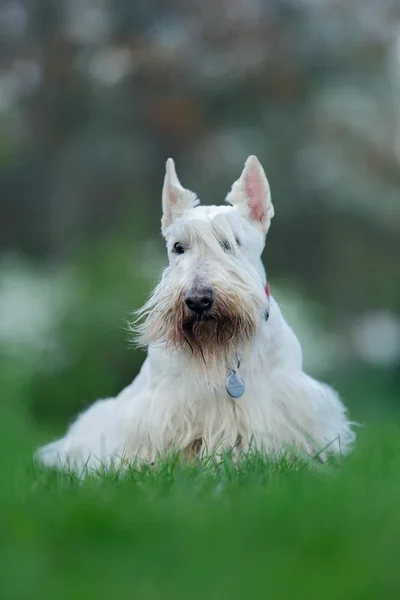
[178,300,257,361]
[134,288,262,364]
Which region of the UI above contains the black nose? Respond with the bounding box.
[184,289,214,314]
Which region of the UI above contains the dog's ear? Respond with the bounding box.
[162,159,198,231]
[226,155,274,233]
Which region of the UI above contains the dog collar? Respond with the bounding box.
[264,282,270,321]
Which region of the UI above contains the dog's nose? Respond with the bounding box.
[184,289,214,314]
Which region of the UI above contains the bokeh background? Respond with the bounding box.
[1,0,399,437]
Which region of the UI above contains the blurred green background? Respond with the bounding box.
[0,0,399,434]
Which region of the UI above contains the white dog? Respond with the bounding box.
[37,156,355,472]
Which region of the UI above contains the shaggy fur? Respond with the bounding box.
[37,156,355,472]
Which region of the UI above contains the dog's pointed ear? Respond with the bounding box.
[162,158,198,231]
[226,155,274,233]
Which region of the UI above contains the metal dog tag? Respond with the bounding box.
[226,371,245,399]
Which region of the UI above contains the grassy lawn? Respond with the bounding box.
[1,414,400,600]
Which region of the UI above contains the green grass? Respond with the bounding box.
[2,416,400,600]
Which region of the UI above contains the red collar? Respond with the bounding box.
[265,282,270,300]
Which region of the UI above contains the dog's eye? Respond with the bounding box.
[173,242,185,255]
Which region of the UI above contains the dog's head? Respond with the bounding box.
[135,156,274,363]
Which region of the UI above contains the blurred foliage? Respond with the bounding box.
[0,0,399,424]
[2,409,400,599]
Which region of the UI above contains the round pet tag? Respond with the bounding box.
[226,371,245,399]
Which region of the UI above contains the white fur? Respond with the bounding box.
[37,156,355,473]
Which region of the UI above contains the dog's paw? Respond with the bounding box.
[35,440,70,470]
